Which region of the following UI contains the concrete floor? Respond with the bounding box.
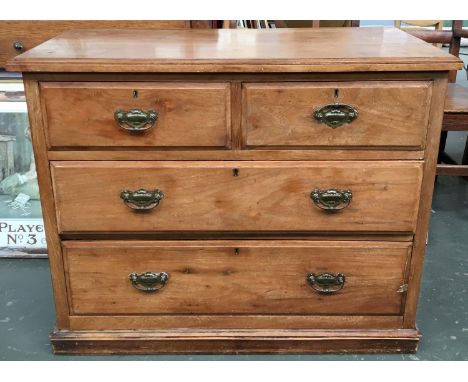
[1,50,467,362]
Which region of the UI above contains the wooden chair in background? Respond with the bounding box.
[396,20,468,178]
[395,20,444,30]
[440,73,468,178]
[395,20,444,47]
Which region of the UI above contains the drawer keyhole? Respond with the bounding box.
[133,89,139,98]
[232,168,239,177]
[334,88,339,100]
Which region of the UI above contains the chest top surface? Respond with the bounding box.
[6,27,462,73]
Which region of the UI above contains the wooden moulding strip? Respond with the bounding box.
[50,328,421,355]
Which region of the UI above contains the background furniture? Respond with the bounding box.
[395,20,444,46]
[224,21,360,29]
[440,83,468,177]
[395,20,444,30]
[275,20,360,28]
[7,27,461,354]
[395,20,468,177]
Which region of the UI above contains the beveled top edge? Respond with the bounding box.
[7,27,463,73]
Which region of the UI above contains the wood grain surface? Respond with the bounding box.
[6,28,462,73]
[0,20,188,68]
[402,76,450,328]
[63,240,411,315]
[243,81,432,149]
[46,149,425,161]
[51,161,423,233]
[22,79,70,327]
[67,315,404,331]
[444,83,468,113]
[41,82,231,149]
[50,328,420,354]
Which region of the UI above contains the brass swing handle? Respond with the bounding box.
[129,272,169,293]
[120,188,164,211]
[313,103,358,128]
[306,272,346,294]
[310,188,352,211]
[114,109,158,132]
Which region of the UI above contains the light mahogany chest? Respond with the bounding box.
[7,27,462,354]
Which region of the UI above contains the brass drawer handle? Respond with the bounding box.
[120,188,164,210]
[313,103,358,128]
[129,272,169,293]
[114,109,158,132]
[306,272,346,294]
[310,188,352,211]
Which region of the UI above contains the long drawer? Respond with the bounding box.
[243,81,432,149]
[63,240,411,315]
[51,161,423,233]
[40,82,231,149]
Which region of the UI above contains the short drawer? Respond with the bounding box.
[40,82,231,149]
[63,240,411,315]
[243,81,432,149]
[51,161,422,233]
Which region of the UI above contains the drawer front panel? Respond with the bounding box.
[41,82,231,149]
[63,241,411,315]
[243,81,432,149]
[51,161,422,233]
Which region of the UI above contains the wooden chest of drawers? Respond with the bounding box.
[7,27,462,354]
